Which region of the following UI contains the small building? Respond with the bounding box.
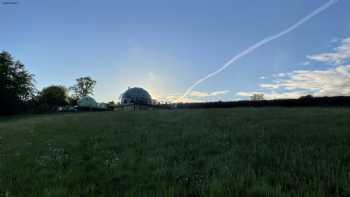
[97,103,108,110]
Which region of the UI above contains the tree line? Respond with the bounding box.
[170,96,350,109]
[0,51,97,115]
[2,51,350,115]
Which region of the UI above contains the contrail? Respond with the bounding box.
[178,0,338,101]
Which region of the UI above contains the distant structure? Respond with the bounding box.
[250,94,264,101]
[97,103,108,110]
[77,96,110,111]
[78,96,98,108]
[121,87,152,105]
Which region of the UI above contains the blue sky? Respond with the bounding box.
[1,0,350,102]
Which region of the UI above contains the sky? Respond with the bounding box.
[1,0,350,103]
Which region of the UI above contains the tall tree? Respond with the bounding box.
[40,85,68,110]
[0,51,35,115]
[70,77,96,98]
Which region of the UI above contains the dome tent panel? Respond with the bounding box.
[78,96,98,108]
[121,87,152,105]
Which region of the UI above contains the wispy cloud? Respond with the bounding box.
[273,73,287,78]
[179,0,338,101]
[238,64,350,99]
[157,90,230,103]
[190,90,230,97]
[307,37,350,65]
[163,95,203,103]
[260,83,280,89]
[147,72,158,81]
[301,61,311,66]
[330,37,339,43]
[210,90,231,96]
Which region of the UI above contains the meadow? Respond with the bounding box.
[0,108,350,197]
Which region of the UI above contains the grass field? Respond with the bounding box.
[0,108,350,196]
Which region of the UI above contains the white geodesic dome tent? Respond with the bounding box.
[78,96,98,108]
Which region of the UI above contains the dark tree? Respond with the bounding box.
[70,77,96,98]
[0,51,35,115]
[299,95,314,100]
[68,96,78,106]
[39,85,68,110]
[108,101,115,105]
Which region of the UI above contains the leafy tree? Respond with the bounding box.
[0,51,35,115]
[108,101,115,105]
[68,96,79,106]
[70,77,96,98]
[299,95,314,100]
[250,93,264,101]
[39,85,68,110]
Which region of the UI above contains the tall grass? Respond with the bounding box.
[0,108,350,196]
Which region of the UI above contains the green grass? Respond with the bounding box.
[1,108,350,197]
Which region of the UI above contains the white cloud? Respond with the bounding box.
[301,61,311,66]
[307,37,350,65]
[210,90,231,96]
[260,76,267,80]
[277,73,286,77]
[260,83,280,89]
[189,91,210,97]
[272,72,289,78]
[270,65,350,95]
[239,65,350,100]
